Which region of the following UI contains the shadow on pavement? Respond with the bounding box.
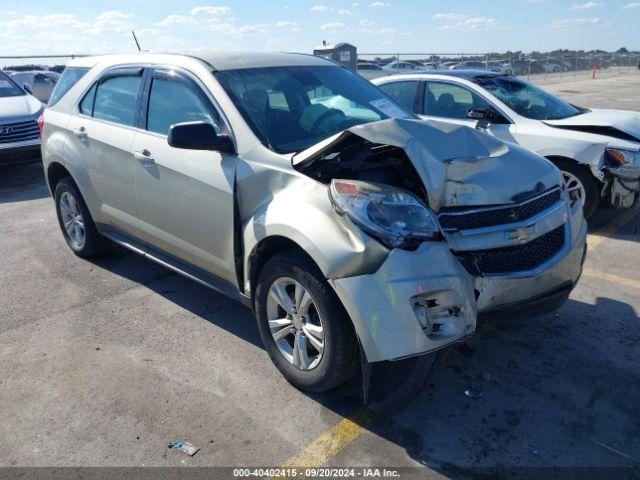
[87,244,640,473]
[0,161,49,203]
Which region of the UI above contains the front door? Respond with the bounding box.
[420,80,516,143]
[131,68,237,286]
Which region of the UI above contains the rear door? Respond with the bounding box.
[65,67,144,238]
[130,67,238,286]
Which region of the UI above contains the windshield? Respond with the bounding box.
[0,71,25,98]
[214,65,412,153]
[48,67,89,106]
[475,76,582,120]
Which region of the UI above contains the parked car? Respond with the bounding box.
[450,61,487,71]
[356,62,383,71]
[383,61,420,71]
[374,71,640,217]
[0,69,44,166]
[8,70,60,103]
[41,53,586,392]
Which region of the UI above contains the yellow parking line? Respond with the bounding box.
[587,206,639,251]
[279,408,374,469]
[583,267,640,290]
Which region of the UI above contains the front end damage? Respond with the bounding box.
[293,118,586,364]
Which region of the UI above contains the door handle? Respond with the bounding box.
[134,149,155,167]
[73,127,87,139]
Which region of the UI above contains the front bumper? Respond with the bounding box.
[606,165,640,209]
[331,202,587,363]
[0,140,41,165]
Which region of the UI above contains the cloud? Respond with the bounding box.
[155,14,194,27]
[622,1,640,7]
[190,6,232,15]
[369,1,387,6]
[571,2,605,9]
[320,22,347,30]
[549,17,606,28]
[90,10,134,34]
[276,21,298,28]
[338,9,354,15]
[311,5,328,11]
[433,13,499,31]
[0,13,90,29]
[359,19,375,25]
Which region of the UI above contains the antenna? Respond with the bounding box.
[131,30,141,52]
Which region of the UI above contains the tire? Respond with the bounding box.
[254,251,359,392]
[551,159,601,219]
[54,177,110,258]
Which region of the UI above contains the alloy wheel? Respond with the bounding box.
[266,277,325,370]
[59,191,86,249]
[562,170,586,208]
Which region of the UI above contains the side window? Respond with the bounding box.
[377,81,418,112]
[93,74,142,127]
[79,83,97,116]
[146,75,221,136]
[424,82,490,120]
[48,67,89,106]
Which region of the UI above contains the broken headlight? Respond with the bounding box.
[329,179,440,249]
[605,148,640,168]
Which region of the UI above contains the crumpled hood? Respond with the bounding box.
[294,118,561,211]
[0,94,43,120]
[544,109,640,143]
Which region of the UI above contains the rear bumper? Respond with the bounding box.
[0,140,41,165]
[330,210,586,363]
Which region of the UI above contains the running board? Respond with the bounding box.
[101,230,251,308]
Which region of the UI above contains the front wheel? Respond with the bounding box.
[254,251,358,392]
[552,159,601,219]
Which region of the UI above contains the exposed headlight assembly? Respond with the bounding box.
[329,179,440,249]
[605,148,640,168]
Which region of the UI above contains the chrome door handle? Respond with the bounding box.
[73,127,87,139]
[134,150,155,166]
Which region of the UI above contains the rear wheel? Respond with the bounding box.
[254,251,358,392]
[552,159,600,219]
[54,178,110,257]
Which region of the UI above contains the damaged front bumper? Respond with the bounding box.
[606,164,640,209]
[331,190,587,363]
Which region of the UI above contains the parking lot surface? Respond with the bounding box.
[1,72,639,477]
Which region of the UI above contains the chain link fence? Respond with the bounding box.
[2,51,639,82]
[355,52,640,81]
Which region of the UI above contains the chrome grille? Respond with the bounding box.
[0,120,39,145]
[454,226,566,276]
[439,189,562,231]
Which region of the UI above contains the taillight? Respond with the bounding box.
[38,114,45,140]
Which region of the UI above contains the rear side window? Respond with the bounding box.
[146,75,221,135]
[48,67,88,106]
[92,74,142,127]
[377,81,418,112]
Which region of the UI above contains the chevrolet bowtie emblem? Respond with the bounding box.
[505,224,537,242]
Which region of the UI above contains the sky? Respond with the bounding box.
[0,0,638,57]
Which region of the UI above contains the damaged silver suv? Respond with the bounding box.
[41,53,587,392]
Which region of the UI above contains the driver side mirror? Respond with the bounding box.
[22,83,34,95]
[466,108,508,124]
[168,121,235,154]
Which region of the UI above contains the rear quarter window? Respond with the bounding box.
[48,67,89,106]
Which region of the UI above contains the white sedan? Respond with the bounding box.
[373,71,640,218]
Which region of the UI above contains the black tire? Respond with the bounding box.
[552,159,601,219]
[54,177,110,258]
[254,250,359,392]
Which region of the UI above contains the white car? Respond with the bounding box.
[374,71,640,218]
[0,69,44,166]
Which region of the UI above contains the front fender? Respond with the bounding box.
[241,175,389,296]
